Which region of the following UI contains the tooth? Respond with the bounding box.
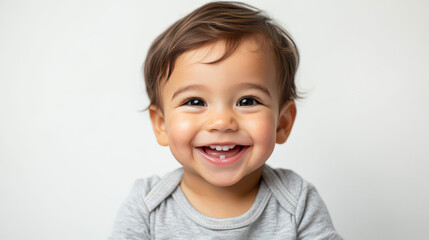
[210,145,216,149]
[220,155,226,159]
[229,145,235,149]
[222,146,229,151]
[216,146,222,151]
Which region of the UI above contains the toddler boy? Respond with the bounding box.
[110,2,342,239]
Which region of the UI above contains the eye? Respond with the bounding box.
[237,96,261,107]
[183,98,206,107]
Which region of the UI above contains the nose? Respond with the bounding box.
[205,108,239,133]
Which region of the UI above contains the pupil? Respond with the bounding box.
[240,98,253,106]
[188,99,205,106]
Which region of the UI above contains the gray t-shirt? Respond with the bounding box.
[109,164,342,239]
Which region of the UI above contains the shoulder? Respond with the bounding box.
[262,164,326,220]
[127,167,184,211]
[131,174,162,199]
[265,166,320,203]
[109,168,183,240]
[263,165,305,197]
[109,176,161,240]
[263,164,343,239]
[114,174,164,221]
[262,164,308,212]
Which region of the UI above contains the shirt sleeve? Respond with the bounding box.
[295,181,343,240]
[108,180,151,240]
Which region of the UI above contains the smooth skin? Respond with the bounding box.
[149,35,296,218]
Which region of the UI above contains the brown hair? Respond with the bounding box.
[143,1,300,112]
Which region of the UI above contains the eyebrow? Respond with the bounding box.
[171,82,271,101]
[171,84,208,101]
[238,82,272,99]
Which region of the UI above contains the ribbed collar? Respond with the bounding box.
[171,171,271,230]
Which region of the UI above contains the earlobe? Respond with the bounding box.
[149,105,169,146]
[276,100,297,144]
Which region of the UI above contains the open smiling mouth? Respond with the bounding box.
[195,145,250,165]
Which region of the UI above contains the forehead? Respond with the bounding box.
[160,35,279,103]
[178,35,273,66]
[169,35,277,84]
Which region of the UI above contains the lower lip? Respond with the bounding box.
[196,146,250,166]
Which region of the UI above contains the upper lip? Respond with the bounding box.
[196,142,249,147]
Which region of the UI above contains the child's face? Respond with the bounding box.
[149,36,296,187]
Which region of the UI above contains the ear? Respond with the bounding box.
[276,100,297,144]
[149,105,169,146]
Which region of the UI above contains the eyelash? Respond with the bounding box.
[182,97,206,107]
[237,95,262,106]
[181,95,262,107]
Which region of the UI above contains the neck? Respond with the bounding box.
[179,167,263,218]
[180,166,263,206]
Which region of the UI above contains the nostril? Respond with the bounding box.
[206,116,239,132]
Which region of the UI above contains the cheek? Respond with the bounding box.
[244,112,277,155]
[167,114,197,149]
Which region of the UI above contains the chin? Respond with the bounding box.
[203,172,245,187]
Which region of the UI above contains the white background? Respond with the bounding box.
[1,0,428,239]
